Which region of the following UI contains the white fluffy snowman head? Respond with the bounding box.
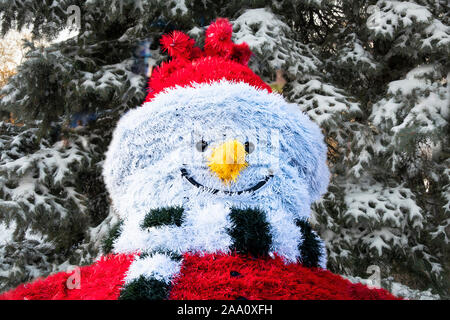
[102,21,330,264]
[103,81,329,257]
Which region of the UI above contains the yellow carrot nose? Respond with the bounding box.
[208,139,248,184]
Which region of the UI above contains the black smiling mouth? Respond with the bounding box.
[180,168,273,195]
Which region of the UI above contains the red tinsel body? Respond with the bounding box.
[0,252,400,300]
[169,252,400,300]
[0,253,135,300]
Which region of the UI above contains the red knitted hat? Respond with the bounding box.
[144,18,272,103]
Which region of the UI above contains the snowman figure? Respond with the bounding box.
[1,19,398,300]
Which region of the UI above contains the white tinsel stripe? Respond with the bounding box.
[317,234,328,269]
[113,203,233,255]
[124,252,182,284]
[266,208,303,262]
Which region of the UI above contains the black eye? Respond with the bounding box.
[196,140,208,152]
[244,141,255,154]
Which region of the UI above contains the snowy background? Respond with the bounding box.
[0,0,448,299]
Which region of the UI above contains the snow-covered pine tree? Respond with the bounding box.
[290,1,449,296]
[0,0,448,298]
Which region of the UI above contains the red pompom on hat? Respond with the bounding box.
[160,30,195,60]
[204,17,233,57]
[229,42,253,65]
[145,18,271,103]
